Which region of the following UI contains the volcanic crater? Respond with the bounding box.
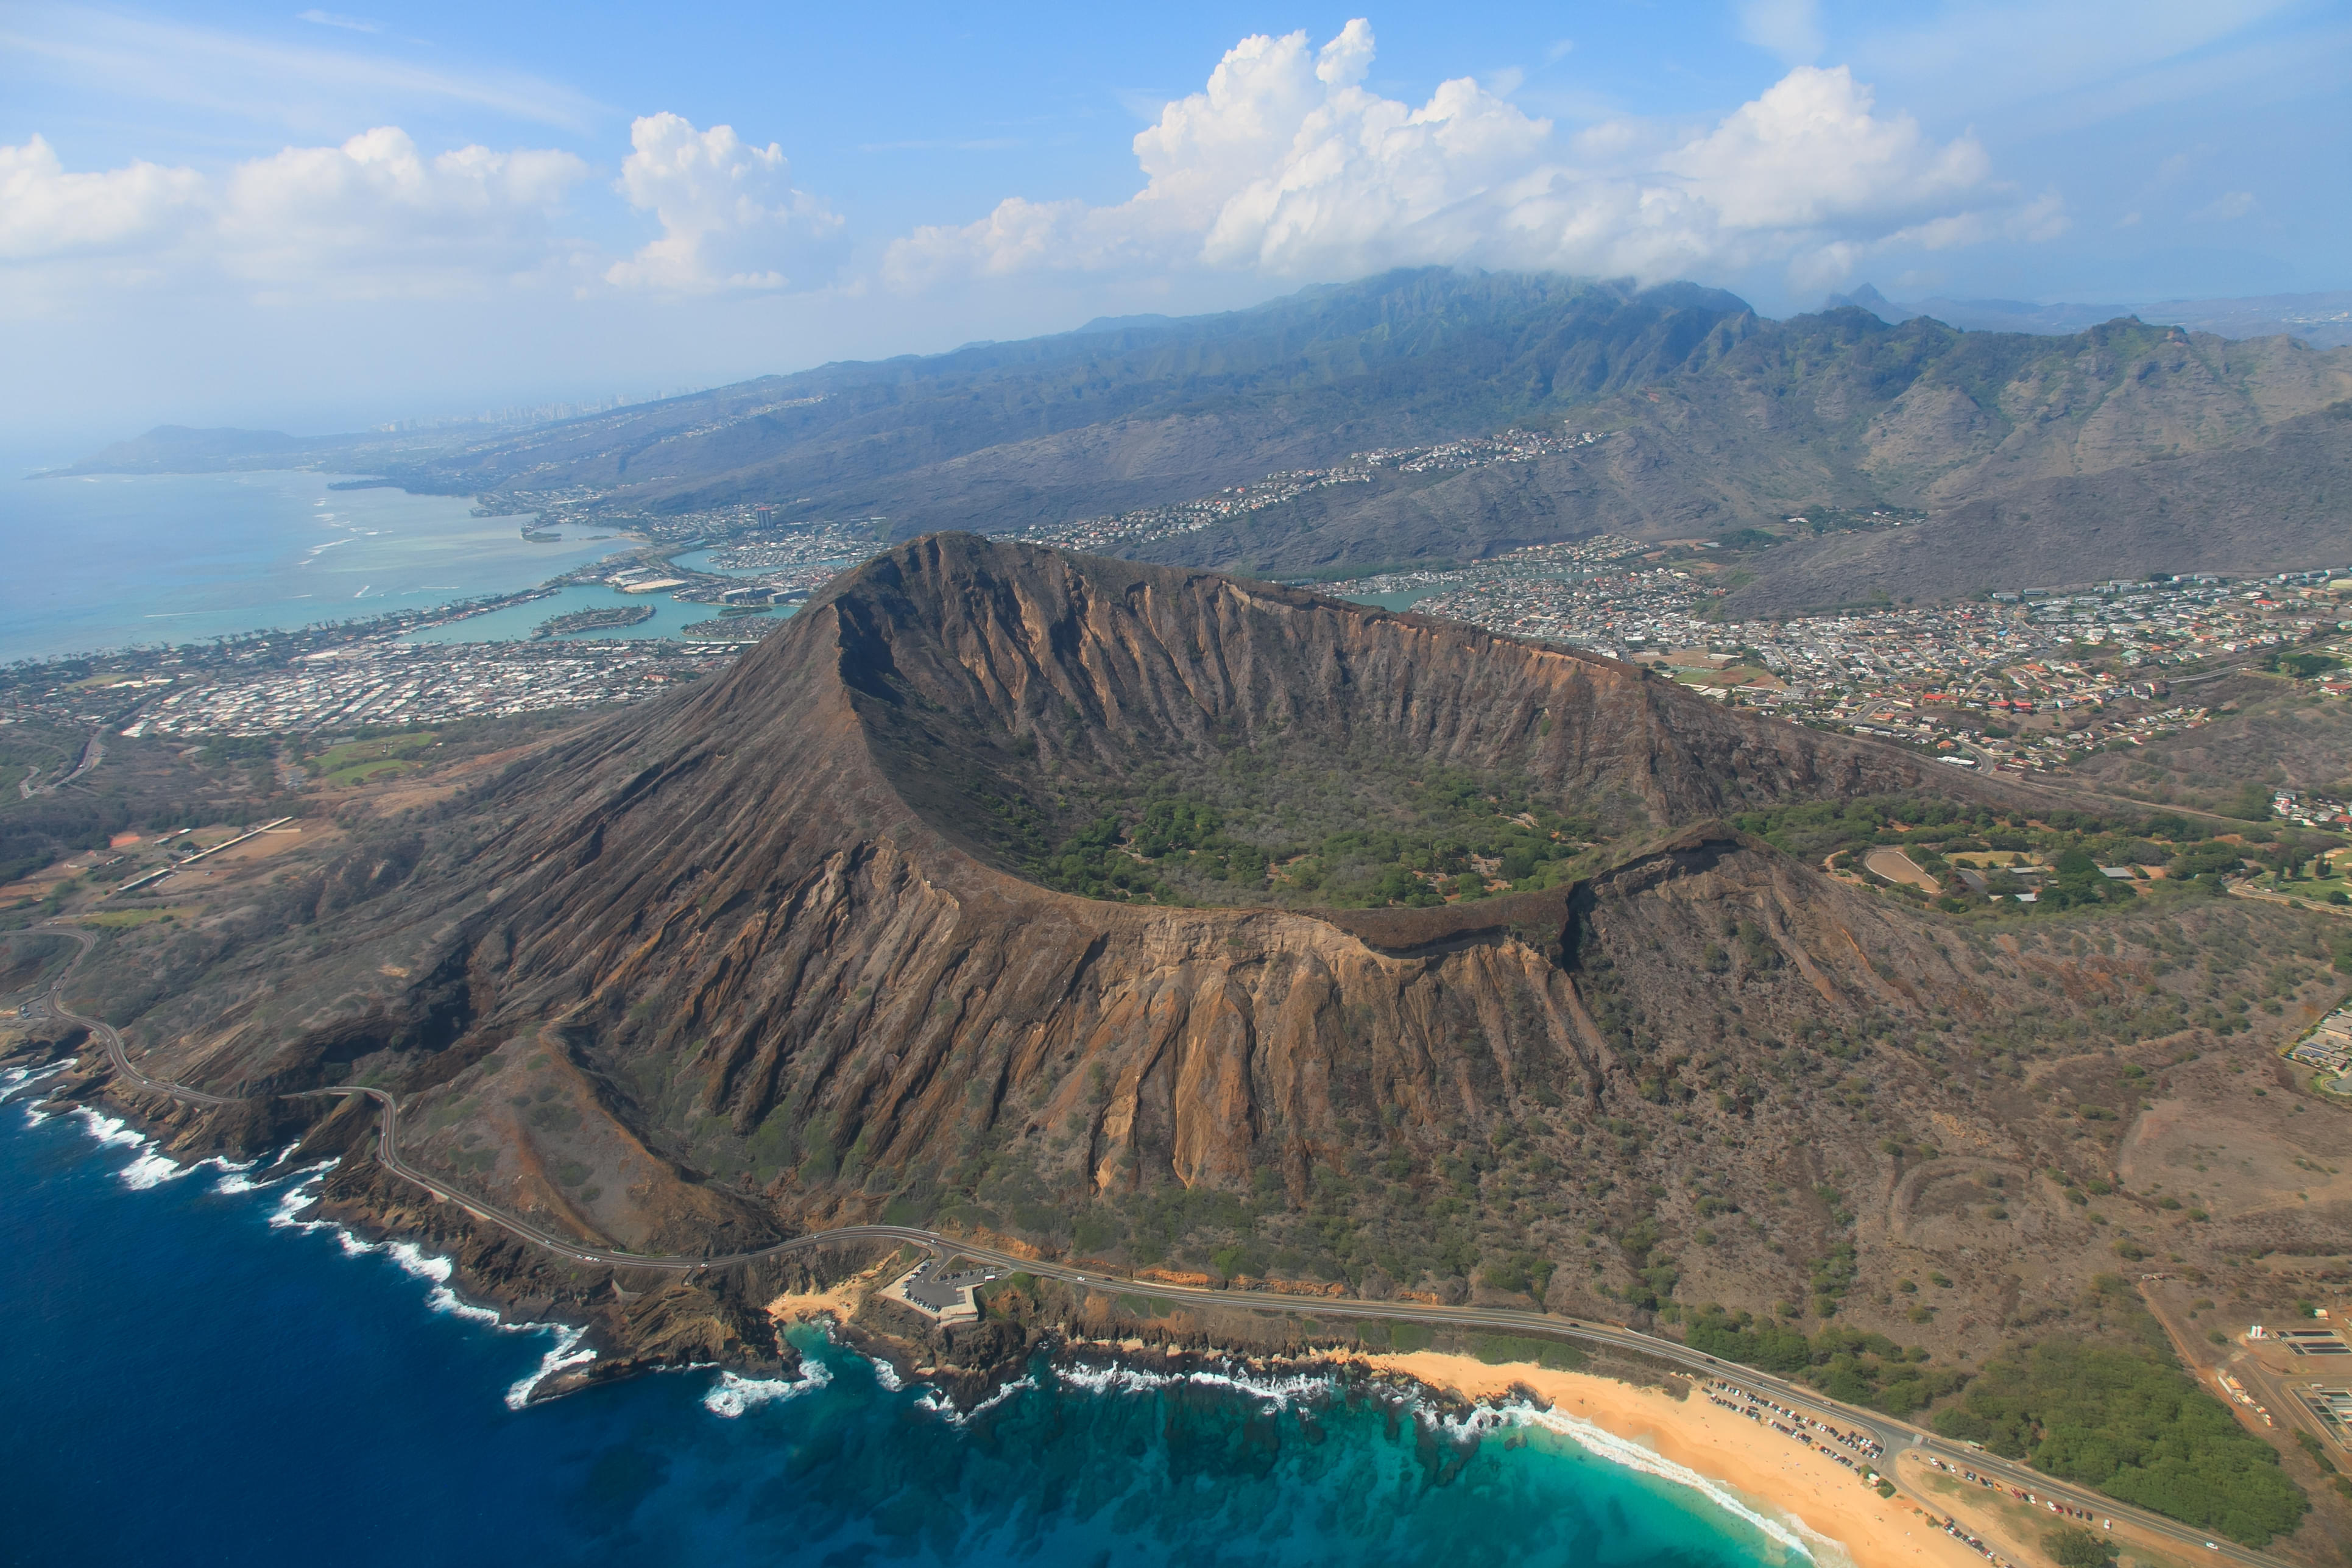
[81,535,2329,1353]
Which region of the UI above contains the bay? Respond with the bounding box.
[1,1078,1805,1568]
[0,471,627,663]
[404,582,795,646]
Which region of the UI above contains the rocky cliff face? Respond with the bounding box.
[86,536,2328,1363]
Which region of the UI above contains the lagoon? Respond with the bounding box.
[0,471,627,663]
[1338,585,1448,612]
[406,582,797,645]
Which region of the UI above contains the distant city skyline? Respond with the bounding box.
[4,1,2344,453]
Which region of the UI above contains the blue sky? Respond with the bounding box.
[3,1,2345,453]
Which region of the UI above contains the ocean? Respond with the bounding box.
[2,1068,1807,1568]
[0,471,629,663]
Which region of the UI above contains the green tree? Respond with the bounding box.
[2043,1527,2117,1568]
[1930,1285,2306,1546]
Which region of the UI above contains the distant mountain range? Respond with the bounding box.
[51,269,2352,611]
[1823,283,2352,348]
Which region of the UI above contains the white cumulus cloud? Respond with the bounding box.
[886,19,2046,295]
[606,113,844,293]
[0,134,207,261]
[219,127,588,297]
[1,128,589,309]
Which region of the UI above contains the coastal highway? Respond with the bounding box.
[18,729,105,799]
[10,923,2293,1568]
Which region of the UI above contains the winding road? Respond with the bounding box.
[18,729,105,799]
[9,923,2296,1568]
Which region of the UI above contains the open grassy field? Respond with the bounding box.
[311,731,437,788]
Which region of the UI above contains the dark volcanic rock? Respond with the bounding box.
[112,535,1960,1232]
[78,534,2323,1371]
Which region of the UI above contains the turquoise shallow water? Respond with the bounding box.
[1338,585,1447,612]
[1,1070,1806,1568]
[405,582,798,645]
[0,471,627,662]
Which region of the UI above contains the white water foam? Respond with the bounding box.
[68,1106,186,1190]
[869,1357,905,1392]
[347,1234,596,1402]
[216,1142,304,1192]
[911,1371,1039,1427]
[33,1105,598,1413]
[506,1326,598,1410]
[127,1150,263,1190]
[118,1149,187,1188]
[385,1242,506,1328]
[261,1164,601,1408]
[49,1104,264,1193]
[211,1160,276,1196]
[267,1169,337,1232]
[1044,1352,1816,1559]
[1054,1359,1332,1410]
[703,1360,835,1418]
[0,1061,71,1103]
[69,1106,146,1153]
[1435,1399,1820,1563]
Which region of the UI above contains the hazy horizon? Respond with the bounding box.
[15,269,2351,475]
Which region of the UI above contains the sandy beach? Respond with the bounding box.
[765,1260,895,1326]
[754,1279,2011,1568]
[1355,1350,1991,1568]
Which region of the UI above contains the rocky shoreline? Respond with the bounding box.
[0,1026,2030,1568]
[5,1030,826,1399]
[4,1027,1698,1416]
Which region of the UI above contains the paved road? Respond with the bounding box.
[9,923,2294,1568]
[19,730,107,798]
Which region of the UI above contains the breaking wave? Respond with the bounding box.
[38,1103,267,1194]
[1430,1398,1818,1562]
[1055,1358,1332,1410]
[911,1372,1038,1427]
[211,1149,295,1195]
[0,1061,70,1104]
[264,1164,598,1407]
[69,1106,146,1153]
[505,1326,598,1410]
[46,1100,567,1387]
[703,1360,835,1418]
[118,1149,189,1188]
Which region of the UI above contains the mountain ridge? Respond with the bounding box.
[49,270,2351,602]
[1826,281,2352,348]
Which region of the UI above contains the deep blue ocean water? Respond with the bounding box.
[1,1075,1807,1568]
